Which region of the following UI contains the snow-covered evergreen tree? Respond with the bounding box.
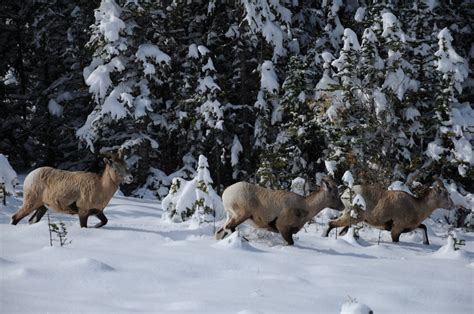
[79,0,171,189]
[162,155,224,224]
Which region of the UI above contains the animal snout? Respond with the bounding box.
[124,175,134,184]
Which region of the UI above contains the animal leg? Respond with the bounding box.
[225,214,250,232]
[94,212,108,228]
[215,215,232,239]
[79,213,89,228]
[11,202,41,225]
[276,217,299,246]
[338,226,350,236]
[215,214,250,239]
[28,206,48,224]
[390,226,403,243]
[323,214,351,237]
[215,227,227,240]
[279,227,295,245]
[417,224,429,245]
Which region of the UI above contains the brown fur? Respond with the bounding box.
[11,153,132,228]
[216,179,344,245]
[324,181,453,245]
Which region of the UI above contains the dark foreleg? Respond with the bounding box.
[28,206,48,224]
[323,214,351,237]
[11,202,41,225]
[391,227,402,243]
[417,224,429,245]
[338,226,350,236]
[278,226,300,246]
[215,214,250,240]
[94,212,108,228]
[79,213,89,228]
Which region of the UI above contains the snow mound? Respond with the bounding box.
[339,228,362,247]
[341,299,373,314]
[237,310,263,314]
[432,235,468,260]
[213,232,258,251]
[63,258,115,272]
[0,257,14,265]
[7,267,38,279]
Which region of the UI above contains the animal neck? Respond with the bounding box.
[416,192,439,221]
[101,165,120,198]
[304,190,327,217]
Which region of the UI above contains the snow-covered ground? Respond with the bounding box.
[1,184,473,313]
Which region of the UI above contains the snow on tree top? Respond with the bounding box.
[342,28,360,51]
[426,140,445,161]
[198,155,209,168]
[435,28,468,93]
[231,135,243,167]
[197,45,210,56]
[96,0,125,42]
[381,12,406,42]
[325,160,337,176]
[373,88,387,117]
[321,51,335,63]
[197,155,214,186]
[342,170,354,188]
[86,65,112,101]
[48,99,63,117]
[198,76,220,93]
[187,44,200,59]
[202,58,215,72]
[354,7,366,22]
[260,60,279,94]
[136,44,171,65]
[102,88,129,119]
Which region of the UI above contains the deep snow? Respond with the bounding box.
[1,183,473,313]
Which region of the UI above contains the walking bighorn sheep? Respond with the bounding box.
[11,150,133,228]
[216,179,344,245]
[323,180,453,245]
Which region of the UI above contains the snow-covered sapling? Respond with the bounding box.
[11,150,133,228]
[162,155,224,225]
[47,213,71,247]
[215,178,344,245]
[0,154,19,205]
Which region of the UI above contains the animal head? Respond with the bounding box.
[321,178,345,210]
[428,179,453,210]
[103,149,133,184]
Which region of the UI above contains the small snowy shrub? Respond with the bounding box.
[162,155,224,225]
[340,297,373,314]
[47,214,71,247]
[0,154,19,198]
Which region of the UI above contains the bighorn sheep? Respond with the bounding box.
[215,179,344,245]
[323,180,453,245]
[11,151,133,228]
